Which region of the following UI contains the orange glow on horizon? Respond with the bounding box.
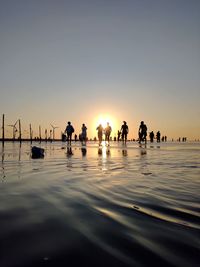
[92,114,119,138]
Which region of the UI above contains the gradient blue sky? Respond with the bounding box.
[0,0,200,140]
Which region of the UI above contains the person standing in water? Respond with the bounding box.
[81,123,87,145]
[138,121,147,144]
[104,122,112,145]
[121,121,129,144]
[149,131,155,143]
[117,130,121,142]
[96,124,104,146]
[156,131,161,142]
[65,121,74,145]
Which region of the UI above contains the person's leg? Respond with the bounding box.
[70,134,72,145]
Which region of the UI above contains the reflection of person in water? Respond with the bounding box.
[81,147,87,156]
[66,146,73,157]
[138,121,147,144]
[106,147,110,156]
[122,149,128,156]
[96,124,104,146]
[98,147,102,155]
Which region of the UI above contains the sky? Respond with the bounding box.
[0,0,200,140]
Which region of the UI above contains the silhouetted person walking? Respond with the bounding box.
[117,130,121,141]
[96,124,104,146]
[156,131,161,142]
[81,123,87,145]
[65,121,74,145]
[138,121,147,144]
[105,122,112,145]
[149,131,154,142]
[121,121,129,143]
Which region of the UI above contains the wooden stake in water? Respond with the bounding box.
[45,129,47,142]
[39,125,41,143]
[2,114,5,143]
[19,119,22,142]
[30,124,32,143]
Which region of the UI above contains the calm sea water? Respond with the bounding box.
[0,141,199,267]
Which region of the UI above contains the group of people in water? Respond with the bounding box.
[64,121,129,146]
[64,120,162,146]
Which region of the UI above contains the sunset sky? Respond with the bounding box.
[0,0,200,140]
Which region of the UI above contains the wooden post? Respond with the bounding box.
[30,124,32,144]
[2,114,5,143]
[13,126,15,141]
[19,119,22,142]
[53,129,55,141]
[45,129,47,142]
[50,130,52,142]
[39,125,41,143]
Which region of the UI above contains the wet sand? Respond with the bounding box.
[0,141,199,267]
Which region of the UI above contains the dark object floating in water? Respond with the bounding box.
[31,146,45,158]
[142,172,152,175]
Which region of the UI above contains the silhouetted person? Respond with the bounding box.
[164,136,167,142]
[96,124,104,146]
[149,131,154,142]
[121,121,129,143]
[156,131,161,142]
[65,121,74,145]
[161,136,164,142]
[138,121,147,144]
[80,123,87,145]
[117,130,121,141]
[62,132,66,142]
[104,122,112,145]
[74,134,77,142]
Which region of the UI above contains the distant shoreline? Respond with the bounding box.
[0,138,199,143]
[0,138,62,142]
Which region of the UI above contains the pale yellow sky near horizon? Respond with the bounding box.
[1,108,199,141]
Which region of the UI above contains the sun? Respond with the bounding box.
[93,114,118,137]
[96,115,112,128]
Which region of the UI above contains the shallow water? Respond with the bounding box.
[0,141,199,267]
